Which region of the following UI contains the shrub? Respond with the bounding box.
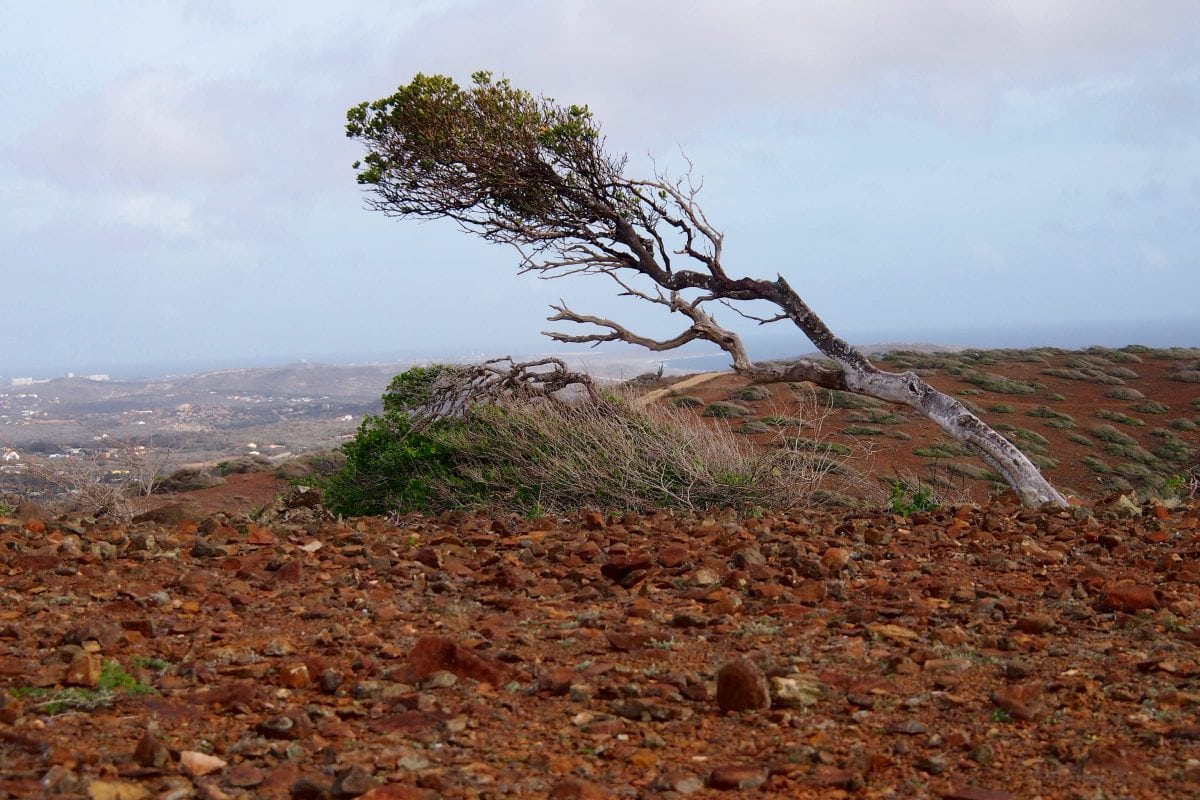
[1067,433,1094,446]
[842,425,884,436]
[1091,425,1138,446]
[1169,370,1200,383]
[817,388,885,410]
[702,401,755,419]
[761,414,803,427]
[670,395,704,409]
[888,480,940,515]
[736,420,772,435]
[849,410,908,425]
[1082,456,1110,473]
[986,403,1013,414]
[913,441,974,459]
[1169,418,1198,432]
[962,371,1042,395]
[1027,405,1075,423]
[323,368,841,516]
[1105,387,1145,401]
[1131,400,1169,415]
[730,385,770,402]
[1095,409,1145,427]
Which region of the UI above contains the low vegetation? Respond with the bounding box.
[321,365,844,516]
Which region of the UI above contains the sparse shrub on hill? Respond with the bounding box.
[1131,400,1169,415]
[1105,387,1145,401]
[1095,409,1145,427]
[1170,418,1198,432]
[730,385,770,402]
[702,401,754,419]
[670,395,704,409]
[962,371,1042,395]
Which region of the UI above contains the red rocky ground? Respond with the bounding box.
[2,489,1199,799]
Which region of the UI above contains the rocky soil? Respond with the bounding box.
[3,488,1199,799]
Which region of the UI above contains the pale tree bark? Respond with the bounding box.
[347,73,1068,507]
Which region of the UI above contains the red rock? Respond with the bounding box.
[657,543,690,568]
[360,786,437,799]
[707,765,767,790]
[132,730,169,768]
[64,654,102,687]
[278,663,311,688]
[991,682,1044,721]
[716,658,770,713]
[1015,613,1055,634]
[944,788,1014,800]
[408,635,508,685]
[548,778,614,798]
[820,547,851,572]
[180,749,227,776]
[1102,584,1159,613]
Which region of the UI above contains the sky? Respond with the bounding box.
[3,1,1198,377]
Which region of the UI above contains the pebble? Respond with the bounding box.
[716,658,771,713]
[331,766,377,797]
[707,765,767,790]
[769,674,822,709]
[179,750,227,777]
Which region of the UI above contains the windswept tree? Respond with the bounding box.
[346,71,1067,507]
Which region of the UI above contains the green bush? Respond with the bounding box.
[1131,400,1169,415]
[1067,433,1094,447]
[1105,387,1144,401]
[1082,456,1110,473]
[986,403,1013,414]
[913,441,974,459]
[963,371,1042,395]
[1169,418,1198,432]
[1095,409,1145,427]
[1091,424,1137,446]
[842,425,883,436]
[730,385,770,402]
[670,395,704,409]
[322,368,841,516]
[702,401,754,418]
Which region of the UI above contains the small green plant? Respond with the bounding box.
[888,480,939,515]
[11,660,157,716]
[131,656,172,672]
[1095,409,1145,427]
[991,709,1013,724]
[670,395,704,409]
[701,401,754,419]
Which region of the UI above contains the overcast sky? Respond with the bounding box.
[3,1,1198,376]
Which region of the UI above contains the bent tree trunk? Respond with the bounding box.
[549,277,1068,508]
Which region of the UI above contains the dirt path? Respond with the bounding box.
[635,371,724,407]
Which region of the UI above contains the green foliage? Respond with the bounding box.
[887,480,939,516]
[1095,409,1145,427]
[322,411,470,516]
[1105,387,1145,401]
[1082,456,1111,473]
[12,660,155,716]
[730,385,770,402]
[323,368,837,516]
[1169,418,1198,432]
[842,425,884,436]
[1091,424,1137,446]
[1066,433,1094,447]
[962,371,1042,395]
[817,389,885,410]
[913,440,974,459]
[347,71,607,226]
[670,395,704,409]
[986,403,1013,414]
[1131,400,1169,415]
[381,364,459,416]
[701,401,754,419]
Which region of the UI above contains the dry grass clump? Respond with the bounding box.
[962,371,1043,395]
[702,401,754,419]
[1105,387,1145,401]
[729,385,771,402]
[432,390,849,513]
[1131,400,1169,415]
[1041,367,1125,385]
[1094,409,1146,427]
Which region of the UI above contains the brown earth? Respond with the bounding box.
[1,345,1198,799]
[3,490,1200,799]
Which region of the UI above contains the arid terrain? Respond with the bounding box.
[1,345,1198,799]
